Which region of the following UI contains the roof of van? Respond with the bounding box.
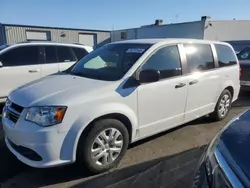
[113,38,229,45]
[8,41,91,46]
[2,41,93,52]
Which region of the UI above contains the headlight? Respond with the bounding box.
[5,99,11,108]
[204,116,240,186]
[25,106,67,127]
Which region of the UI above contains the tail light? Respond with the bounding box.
[239,67,242,80]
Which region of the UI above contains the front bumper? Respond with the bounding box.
[2,107,72,168]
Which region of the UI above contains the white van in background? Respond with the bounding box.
[0,42,93,103]
[2,39,240,174]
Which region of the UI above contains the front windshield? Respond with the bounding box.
[70,43,152,81]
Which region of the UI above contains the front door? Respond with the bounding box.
[138,45,188,138]
[182,43,220,122]
[0,46,42,99]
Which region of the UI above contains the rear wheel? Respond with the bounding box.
[77,119,129,174]
[210,89,232,121]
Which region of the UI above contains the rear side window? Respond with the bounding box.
[57,46,76,62]
[141,45,182,79]
[184,44,214,73]
[215,44,237,67]
[0,46,39,66]
[72,47,88,60]
[44,46,57,63]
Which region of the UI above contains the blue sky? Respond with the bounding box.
[0,0,250,30]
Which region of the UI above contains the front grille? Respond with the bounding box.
[214,166,231,187]
[6,110,19,123]
[5,100,24,124]
[11,103,24,113]
[8,138,42,161]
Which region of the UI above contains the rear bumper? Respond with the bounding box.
[240,85,250,91]
[240,80,250,91]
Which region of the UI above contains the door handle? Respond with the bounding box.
[175,83,186,89]
[29,69,40,73]
[189,80,199,85]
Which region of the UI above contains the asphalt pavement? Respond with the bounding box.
[0,93,250,188]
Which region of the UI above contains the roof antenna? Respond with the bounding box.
[175,14,179,23]
[112,24,115,42]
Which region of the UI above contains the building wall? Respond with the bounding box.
[111,21,205,42]
[204,20,250,41]
[137,21,205,39]
[111,28,136,42]
[3,25,110,47]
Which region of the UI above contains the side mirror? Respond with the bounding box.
[139,69,160,83]
[0,61,2,68]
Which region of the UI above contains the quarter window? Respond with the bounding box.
[45,46,57,63]
[141,45,182,79]
[184,44,214,73]
[0,46,39,66]
[215,44,237,67]
[57,46,76,62]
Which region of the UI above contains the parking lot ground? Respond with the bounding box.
[0,94,250,188]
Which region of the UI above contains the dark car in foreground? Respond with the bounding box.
[237,47,250,90]
[192,109,250,188]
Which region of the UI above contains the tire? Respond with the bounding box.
[77,119,129,174]
[210,89,232,121]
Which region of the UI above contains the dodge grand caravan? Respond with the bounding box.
[0,42,93,103]
[2,39,240,173]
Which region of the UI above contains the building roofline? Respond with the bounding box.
[0,23,110,33]
[207,20,250,22]
[113,20,204,32]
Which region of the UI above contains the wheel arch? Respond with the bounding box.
[60,105,138,163]
[225,86,234,99]
[79,113,133,143]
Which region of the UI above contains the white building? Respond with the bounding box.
[111,16,250,52]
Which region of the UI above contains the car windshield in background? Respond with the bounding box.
[0,44,9,51]
[237,47,250,61]
[70,43,152,81]
[225,41,250,53]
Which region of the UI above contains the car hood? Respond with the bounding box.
[219,109,250,183]
[9,73,117,107]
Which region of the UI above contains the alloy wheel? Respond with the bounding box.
[218,94,231,117]
[91,128,123,166]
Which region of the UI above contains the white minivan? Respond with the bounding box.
[2,39,240,173]
[0,42,93,103]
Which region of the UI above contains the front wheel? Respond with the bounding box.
[77,119,129,174]
[210,89,232,121]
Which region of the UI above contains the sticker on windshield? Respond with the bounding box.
[126,48,145,53]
